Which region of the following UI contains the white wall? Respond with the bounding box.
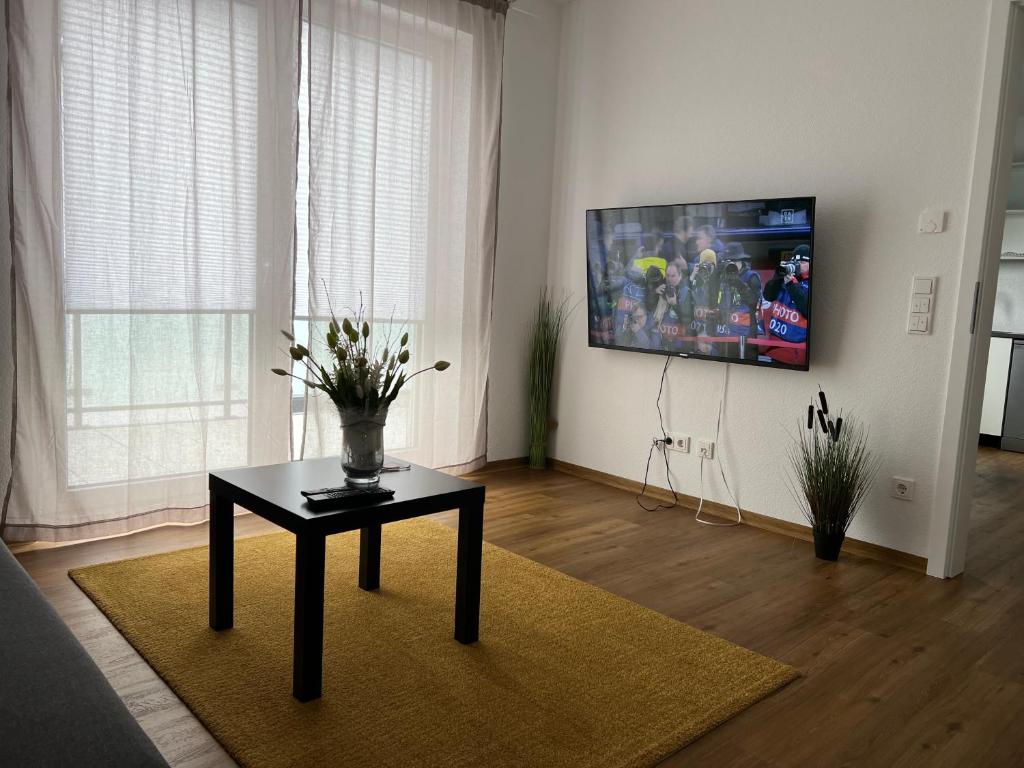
[487,0,563,461]
[543,0,991,557]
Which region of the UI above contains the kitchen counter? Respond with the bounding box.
[992,331,1024,341]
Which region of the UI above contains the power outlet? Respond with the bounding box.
[891,477,916,501]
[667,435,690,454]
[697,440,715,460]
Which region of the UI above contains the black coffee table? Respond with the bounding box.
[207,457,485,701]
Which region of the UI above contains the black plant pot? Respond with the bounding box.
[813,530,845,561]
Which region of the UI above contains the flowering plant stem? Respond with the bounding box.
[271,300,449,415]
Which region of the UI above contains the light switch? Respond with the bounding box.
[909,276,936,335]
[918,208,946,234]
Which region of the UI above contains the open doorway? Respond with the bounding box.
[931,1,1024,578]
[973,187,1024,573]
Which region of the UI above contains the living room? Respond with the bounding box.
[3,0,1024,766]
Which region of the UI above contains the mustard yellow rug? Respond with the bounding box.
[69,519,796,768]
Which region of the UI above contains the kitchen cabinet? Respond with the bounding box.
[1004,340,1024,452]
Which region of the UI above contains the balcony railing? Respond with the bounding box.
[63,310,417,488]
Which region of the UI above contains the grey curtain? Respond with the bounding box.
[1,0,15,540]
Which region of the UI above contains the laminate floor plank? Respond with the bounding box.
[13,447,1024,766]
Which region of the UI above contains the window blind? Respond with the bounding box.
[298,20,430,322]
[61,0,259,311]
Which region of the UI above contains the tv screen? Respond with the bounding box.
[586,197,815,371]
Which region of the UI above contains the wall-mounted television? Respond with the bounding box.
[586,197,815,371]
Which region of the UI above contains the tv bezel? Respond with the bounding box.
[585,196,816,372]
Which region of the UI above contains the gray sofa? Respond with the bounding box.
[0,543,168,767]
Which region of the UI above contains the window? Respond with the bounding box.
[61,4,437,483]
[292,17,432,459]
[61,0,259,487]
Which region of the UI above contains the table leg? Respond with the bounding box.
[455,498,483,644]
[209,492,234,631]
[293,531,326,702]
[359,524,381,591]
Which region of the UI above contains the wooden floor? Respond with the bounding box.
[13,447,1024,767]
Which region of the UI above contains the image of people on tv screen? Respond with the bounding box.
[586,200,812,367]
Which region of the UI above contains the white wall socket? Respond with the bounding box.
[917,209,946,234]
[697,440,715,460]
[668,435,690,454]
[891,477,916,501]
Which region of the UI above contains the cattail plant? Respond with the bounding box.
[528,291,573,469]
[787,388,879,548]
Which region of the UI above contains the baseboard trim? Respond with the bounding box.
[472,457,529,474]
[548,458,927,574]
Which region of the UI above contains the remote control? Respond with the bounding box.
[300,485,395,510]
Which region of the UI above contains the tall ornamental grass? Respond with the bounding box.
[788,389,879,535]
[528,292,572,469]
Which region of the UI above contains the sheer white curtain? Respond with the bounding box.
[4,0,299,541]
[1,0,504,542]
[296,0,504,474]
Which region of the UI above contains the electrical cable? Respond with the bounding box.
[695,362,743,527]
[636,355,679,512]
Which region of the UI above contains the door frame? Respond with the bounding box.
[929,0,1024,577]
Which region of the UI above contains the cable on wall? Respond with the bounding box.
[695,362,742,527]
[636,355,679,512]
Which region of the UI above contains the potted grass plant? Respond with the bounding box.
[272,303,449,488]
[788,388,879,561]
[527,291,573,469]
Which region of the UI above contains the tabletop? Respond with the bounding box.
[209,456,484,535]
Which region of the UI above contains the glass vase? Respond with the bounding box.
[338,407,388,488]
